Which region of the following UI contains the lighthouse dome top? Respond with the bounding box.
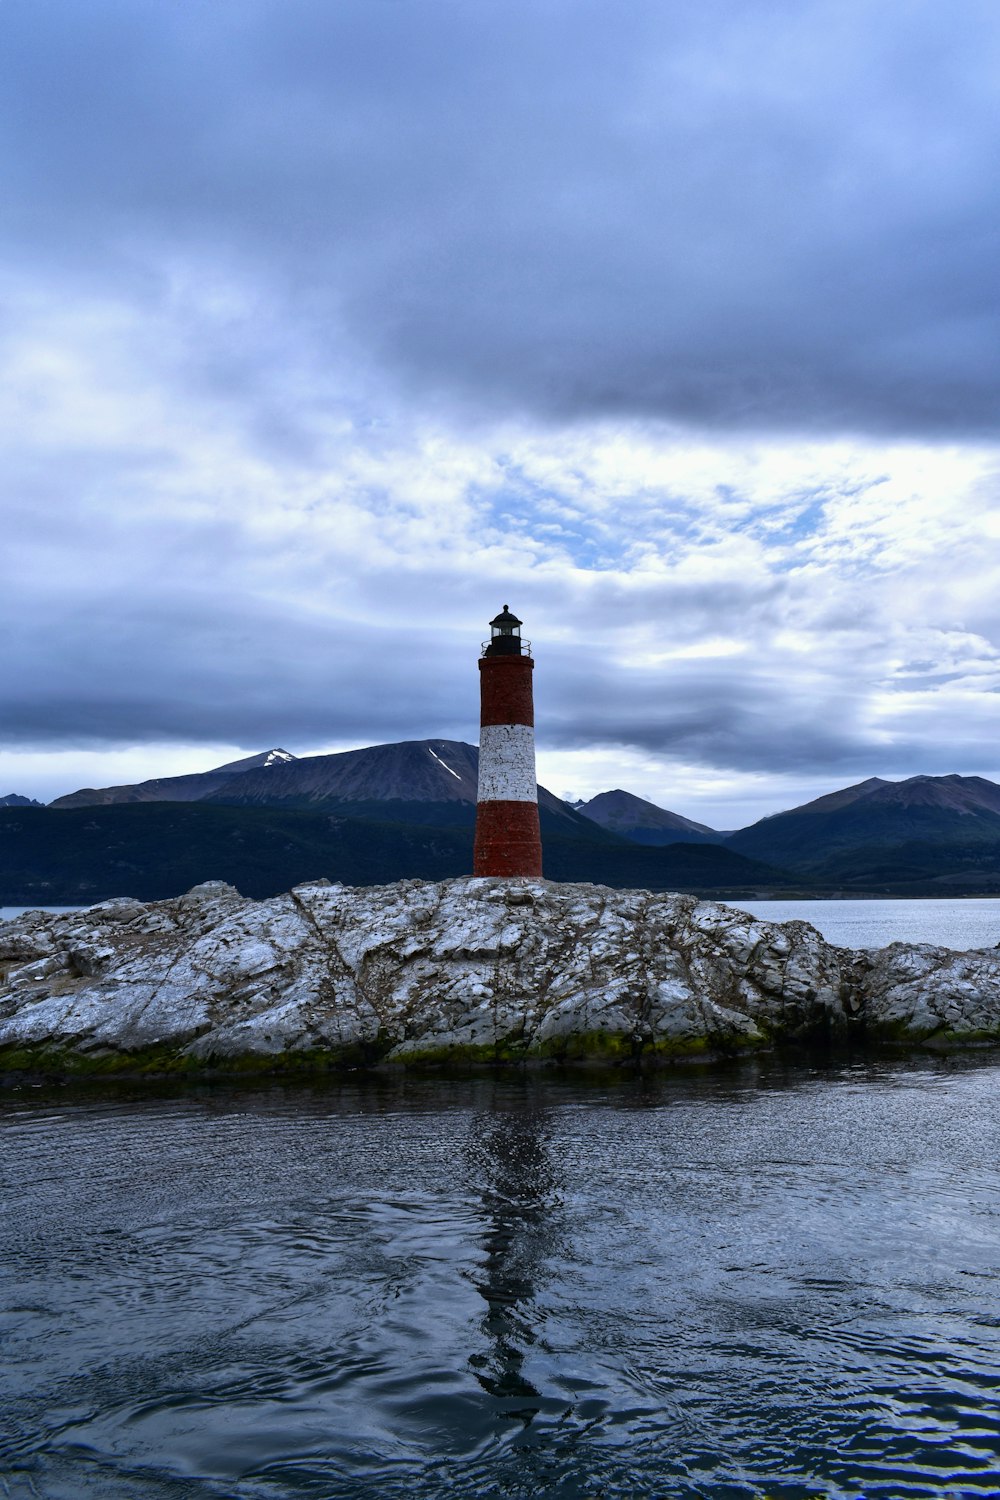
[489,605,522,629]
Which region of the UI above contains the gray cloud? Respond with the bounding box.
[2,0,999,436]
[5,506,998,784]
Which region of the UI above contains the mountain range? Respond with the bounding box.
[50,740,582,819]
[0,740,785,903]
[726,774,1000,891]
[6,746,1000,902]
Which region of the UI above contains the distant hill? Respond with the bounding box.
[576,789,720,846]
[201,740,464,806]
[210,739,478,806]
[0,793,42,808]
[0,804,795,905]
[798,836,1000,894]
[776,776,892,817]
[50,749,297,809]
[726,774,1000,889]
[205,739,592,828]
[51,739,588,824]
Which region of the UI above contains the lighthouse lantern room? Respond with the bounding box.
[485,605,525,655]
[474,606,543,878]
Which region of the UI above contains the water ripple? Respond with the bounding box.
[4,1064,1000,1498]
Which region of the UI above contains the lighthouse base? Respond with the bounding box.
[473,801,543,877]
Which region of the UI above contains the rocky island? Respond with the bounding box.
[2,877,1000,1078]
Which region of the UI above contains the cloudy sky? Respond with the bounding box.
[3,0,999,825]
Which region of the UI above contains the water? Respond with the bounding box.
[732,898,1000,951]
[4,1064,1000,1499]
[1,906,89,922]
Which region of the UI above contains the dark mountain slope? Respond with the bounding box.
[795,834,1000,894]
[537,836,789,893]
[0,794,42,808]
[210,739,478,807]
[784,777,891,816]
[52,739,582,826]
[206,739,585,825]
[576,789,720,846]
[727,774,1000,872]
[0,805,793,905]
[0,804,470,903]
[51,749,297,809]
[289,798,625,845]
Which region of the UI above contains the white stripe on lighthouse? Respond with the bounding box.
[477,723,538,803]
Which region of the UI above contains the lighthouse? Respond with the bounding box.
[474,606,543,878]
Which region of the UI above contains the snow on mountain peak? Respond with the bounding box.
[428,747,462,780]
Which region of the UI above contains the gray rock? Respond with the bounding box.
[2,878,999,1074]
[860,941,1000,1045]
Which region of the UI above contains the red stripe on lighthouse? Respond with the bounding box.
[479,656,535,727]
[474,801,543,876]
[474,609,543,878]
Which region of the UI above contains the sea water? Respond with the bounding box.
[0,906,89,922]
[734,898,1000,951]
[3,1064,1000,1499]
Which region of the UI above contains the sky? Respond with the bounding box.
[2,0,1000,827]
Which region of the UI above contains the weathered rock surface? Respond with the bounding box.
[2,878,1000,1075]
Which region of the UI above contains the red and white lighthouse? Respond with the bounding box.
[473,606,543,878]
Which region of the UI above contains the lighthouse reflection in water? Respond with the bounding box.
[466,1103,558,1421]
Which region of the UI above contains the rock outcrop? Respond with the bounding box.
[2,878,999,1076]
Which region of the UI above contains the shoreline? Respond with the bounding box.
[6,1035,1000,1086]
